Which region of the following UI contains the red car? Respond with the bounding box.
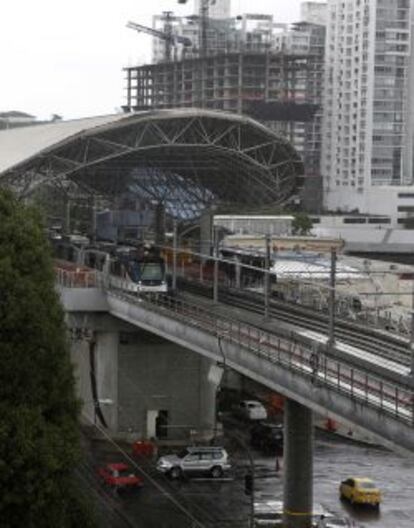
[97,463,143,491]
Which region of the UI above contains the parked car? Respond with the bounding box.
[250,421,283,454]
[233,400,268,421]
[339,477,381,508]
[156,446,231,479]
[97,463,143,491]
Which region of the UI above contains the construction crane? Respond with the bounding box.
[178,0,215,57]
[126,14,192,62]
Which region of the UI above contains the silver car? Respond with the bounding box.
[156,446,231,479]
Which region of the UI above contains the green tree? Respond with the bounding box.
[0,190,95,527]
[292,212,313,236]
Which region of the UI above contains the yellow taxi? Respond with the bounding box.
[339,477,381,508]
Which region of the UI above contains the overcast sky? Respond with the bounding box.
[0,1,324,120]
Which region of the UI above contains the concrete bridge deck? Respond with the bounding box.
[57,269,414,455]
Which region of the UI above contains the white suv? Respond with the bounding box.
[156,446,231,479]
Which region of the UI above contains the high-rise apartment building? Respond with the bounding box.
[322,0,414,225]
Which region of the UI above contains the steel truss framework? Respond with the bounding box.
[0,110,303,218]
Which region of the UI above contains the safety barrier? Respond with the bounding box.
[108,286,414,428]
[56,268,414,427]
[55,267,99,289]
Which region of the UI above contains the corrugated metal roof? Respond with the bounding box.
[0,114,125,174]
[0,108,297,177]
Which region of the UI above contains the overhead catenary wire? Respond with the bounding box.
[81,412,208,528]
[81,393,233,527]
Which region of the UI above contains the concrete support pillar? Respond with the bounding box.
[94,332,119,431]
[283,399,314,528]
[199,357,218,438]
[235,258,241,289]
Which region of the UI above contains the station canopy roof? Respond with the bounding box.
[0,109,303,219]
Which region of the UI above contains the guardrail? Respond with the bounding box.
[107,285,414,428]
[55,267,414,428]
[55,267,99,289]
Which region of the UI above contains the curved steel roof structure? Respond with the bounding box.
[0,109,303,218]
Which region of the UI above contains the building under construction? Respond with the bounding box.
[123,3,327,211]
[124,52,311,115]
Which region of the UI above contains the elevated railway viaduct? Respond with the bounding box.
[3,109,408,527]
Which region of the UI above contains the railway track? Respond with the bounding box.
[177,279,411,367]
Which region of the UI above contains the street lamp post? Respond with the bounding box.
[264,234,271,320]
[213,226,219,304]
[328,247,337,350]
[172,220,178,291]
[227,432,255,528]
[410,282,414,376]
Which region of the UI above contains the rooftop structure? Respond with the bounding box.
[214,215,294,236]
[0,111,36,130]
[0,109,302,219]
[151,12,276,64]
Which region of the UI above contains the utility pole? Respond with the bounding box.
[213,225,219,304]
[64,195,71,235]
[172,220,178,291]
[410,282,414,376]
[328,248,337,350]
[264,234,271,320]
[91,194,97,245]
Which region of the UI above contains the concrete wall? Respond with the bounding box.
[68,312,217,441]
[117,329,216,440]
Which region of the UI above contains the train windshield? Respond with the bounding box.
[126,261,141,282]
[140,262,164,281]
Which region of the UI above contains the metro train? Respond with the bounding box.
[51,234,167,294]
[85,244,168,294]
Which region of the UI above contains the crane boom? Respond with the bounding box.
[126,20,191,46]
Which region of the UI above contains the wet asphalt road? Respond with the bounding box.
[90,432,414,527]
[313,436,414,528]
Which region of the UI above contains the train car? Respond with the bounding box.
[182,258,228,284]
[51,233,90,263]
[86,244,168,294]
[220,247,277,288]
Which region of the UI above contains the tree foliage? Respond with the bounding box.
[292,212,313,236]
[0,190,95,527]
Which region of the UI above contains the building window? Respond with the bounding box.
[343,217,367,224]
[368,218,391,224]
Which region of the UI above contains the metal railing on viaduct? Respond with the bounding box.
[56,266,414,455]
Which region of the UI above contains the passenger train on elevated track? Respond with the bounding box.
[52,235,167,294]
